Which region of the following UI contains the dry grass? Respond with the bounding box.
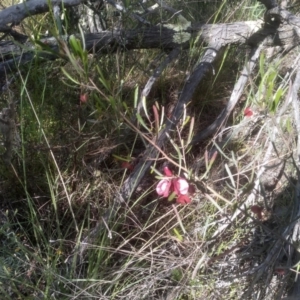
[1,1,300,300]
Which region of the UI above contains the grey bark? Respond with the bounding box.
[0,0,85,32]
[0,21,284,77]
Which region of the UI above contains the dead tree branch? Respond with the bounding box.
[0,21,269,77]
[192,45,262,144]
[0,0,85,32]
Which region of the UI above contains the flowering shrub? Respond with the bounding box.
[156,166,192,204]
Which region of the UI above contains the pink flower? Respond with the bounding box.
[80,93,88,104]
[176,194,191,204]
[244,107,253,117]
[156,179,172,197]
[163,166,173,177]
[155,166,192,204]
[173,178,189,195]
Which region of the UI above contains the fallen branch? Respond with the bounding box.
[191,45,262,144]
[0,20,269,77]
[137,48,181,113]
[0,0,85,32]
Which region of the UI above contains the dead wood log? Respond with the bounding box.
[0,10,299,78]
[0,0,85,32]
[258,0,278,9]
[0,21,267,76]
[0,0,299,77]
[0,0,299,79]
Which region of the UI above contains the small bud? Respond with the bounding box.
[250,205,263,219]
[163,166,173,177]
[80,93,88,104]
[244,107,253,117]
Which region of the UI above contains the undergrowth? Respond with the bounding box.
[1,1,299,300]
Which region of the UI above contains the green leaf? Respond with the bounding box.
[150,166,163,177]
[272,86,287,112]
[259,52,265,77]
[133,85,139,109]
[78,25,86,51]
[69,35,81,55]
[173,228,183,242]
[167,133,182,166]
[142,96,150,121]
[97,66,111,92]
[136,113,152,132]
[168,191,177,201]
[61,67,80,85]
[112,154,131,162]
